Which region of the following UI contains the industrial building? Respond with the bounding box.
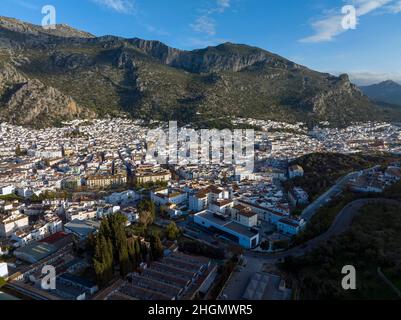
[107,252,215,300]
[13,242,58,264]
[194,210,260,249]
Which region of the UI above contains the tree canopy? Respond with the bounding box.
[166,222,180,240]
[137,199,156,227]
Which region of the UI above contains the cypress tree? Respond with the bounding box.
[150,234,164,261]
[134,239,142,264]
[93,235,114,287]
[105,237,114,281]
[118,242,131,276]
[127,239,137,268]
[141,242,148,262]
[93,235,105,286]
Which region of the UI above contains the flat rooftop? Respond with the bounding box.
[14,242,57,262]
[243,273,292,300]
[110,252,211,301]
[196,211,258,238]
[64,219,100,237]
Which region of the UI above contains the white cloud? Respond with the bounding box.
[216,0,231,13]
[386,0,401,12]
[186,37,229,49]
[190,16,217,36]
[300,12,345,43]
[191,0,231,35]
[91,0,136,14]
[356,0,392,15]
[336,70,401,85]
[300,0,399,43]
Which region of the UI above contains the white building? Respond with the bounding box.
[121,208,139,224]
[16,187,34,198]
[208,200,234,215]
[105,190,140,205]
[188,186,228,213]
[194,210,260,249]
[385,167,401,182]
[288,187,309,207]
[0,244,9,256]
[0,262,8,278]
[189,192,208,212]
[288,165,304,179]
[151,189,187,207]
[0,185,15,196]
[66,210,97,222]
[0,212,29,238]
[235,167,255,182]
[28,149,63,159]
[11,214,63,247]
[231,204,258,228]
[277,218,305,236]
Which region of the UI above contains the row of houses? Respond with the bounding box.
[349,165,401,193]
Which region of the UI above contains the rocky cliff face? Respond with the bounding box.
[0,16,398,128]
[170,43,274,73]
[129,38,182,65]
[0,62,26,84]
[0,16,95,39]
[309,75,371,114]
[0,63,93,127]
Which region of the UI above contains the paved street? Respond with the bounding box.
[301,171,360,221]
[301,166,381,221]
[220,255,267,300]
[248,198,401,264]
[206,167,396,300]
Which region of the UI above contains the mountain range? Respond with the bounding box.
[0,16,400,128]
[360,80,401,107]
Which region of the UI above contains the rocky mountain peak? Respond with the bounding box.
[0,16,399,128]
[379,80,401,88]
[0,16,95,38]
[360,79,401,106]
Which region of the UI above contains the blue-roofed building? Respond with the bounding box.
[13,241,57,263]
[59,273,98,295]
[64,219,100,240]
[194,210,260,249]
[48,273,98,300]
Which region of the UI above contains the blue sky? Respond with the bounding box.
[1,0,401,85]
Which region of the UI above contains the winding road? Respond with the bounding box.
[223,197,399,300]
[301,166,382,221]
[247,198,401,263]
[301,171,360,221]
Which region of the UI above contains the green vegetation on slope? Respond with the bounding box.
[281,202,401,300]
[1,17,400,128]
[292,192,360,246]
[284,153,398,200]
